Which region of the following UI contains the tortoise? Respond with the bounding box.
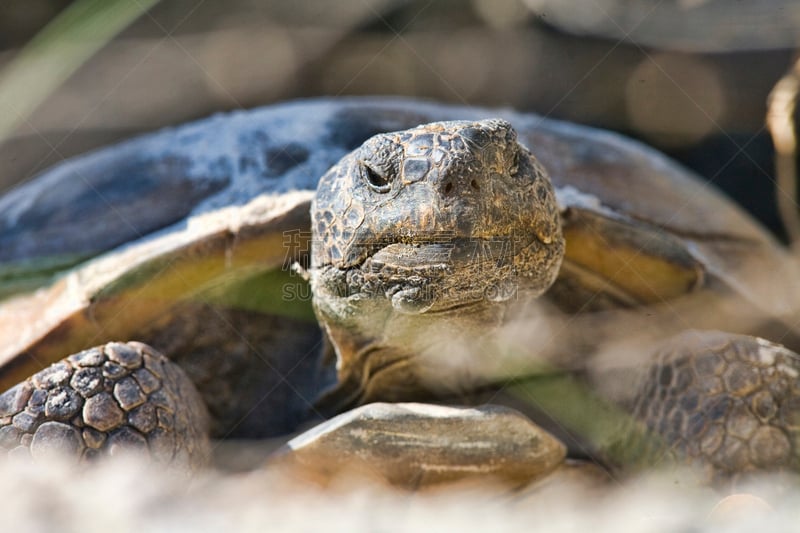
[0,98,799,484]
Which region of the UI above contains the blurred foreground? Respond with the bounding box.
[0,454,797,533]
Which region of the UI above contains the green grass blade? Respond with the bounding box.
[0,0,160,142]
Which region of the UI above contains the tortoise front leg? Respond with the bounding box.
[0,342,210,469]
[609,330,800,482]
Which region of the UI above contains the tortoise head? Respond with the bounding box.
[311,119,564,315]
[309,119,565,406]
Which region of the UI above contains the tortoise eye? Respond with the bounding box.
[362,162,391,192]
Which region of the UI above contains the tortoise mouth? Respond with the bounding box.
[355,234,541,315]
[363,234,537,273]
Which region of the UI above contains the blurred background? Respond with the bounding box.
[0,0,798,239]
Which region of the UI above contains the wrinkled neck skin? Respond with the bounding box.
[308,119,566,404]
[310,264,562,403]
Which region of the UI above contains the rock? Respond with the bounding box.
[707,493,773,524]
[276,402,566,489]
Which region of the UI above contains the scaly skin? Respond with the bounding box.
[617,331,800,482]
[0,342,210,468]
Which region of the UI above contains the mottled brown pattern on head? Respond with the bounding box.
[309,119,565,405]
[311,119,564,308]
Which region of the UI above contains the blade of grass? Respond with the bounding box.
[0,0,160,142]
[507,374,667,468]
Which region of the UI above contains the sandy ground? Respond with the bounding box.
[0,453,798,533]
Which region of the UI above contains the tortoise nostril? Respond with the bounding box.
[470,179,480,191]
[444,182,453,194]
